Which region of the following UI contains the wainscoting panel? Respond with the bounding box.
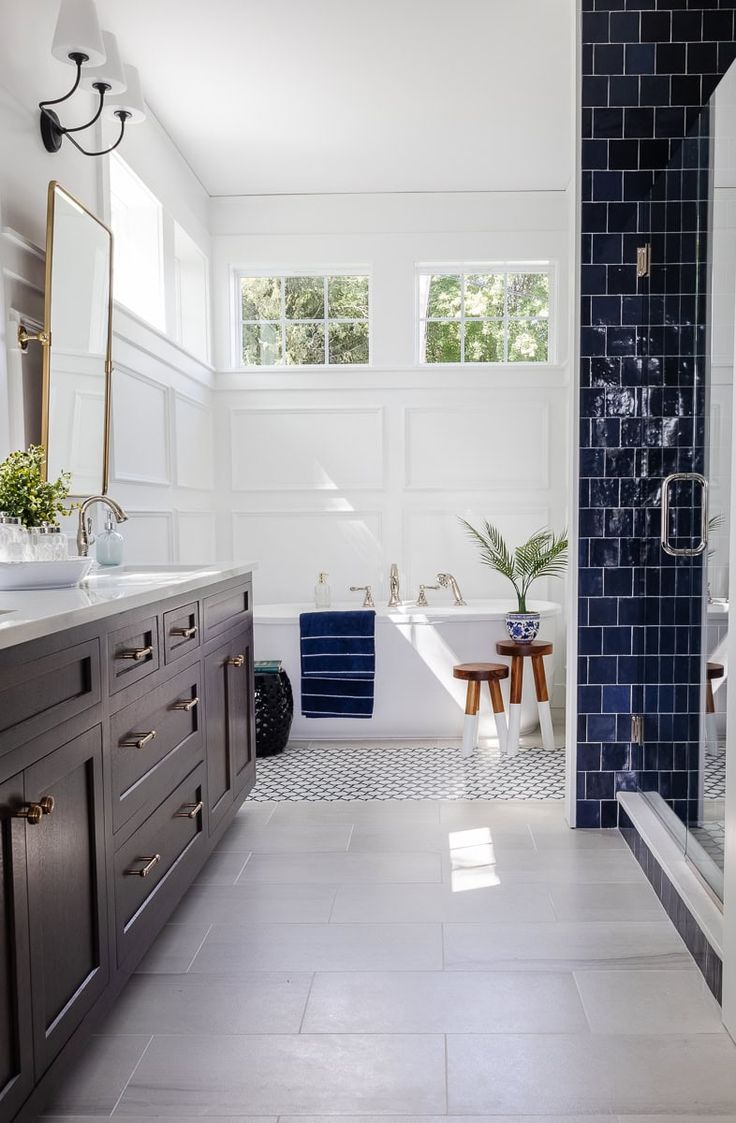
[232,510,384,604]
[174,392,214,490]
[176,510,217,565]
[404,402,549,491]
[119,510,174,566]
[112,368,171,486]
[230,407,385,492]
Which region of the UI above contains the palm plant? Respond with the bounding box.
[460,519,568,613]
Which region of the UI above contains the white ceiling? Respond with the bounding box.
[95,0,574,198]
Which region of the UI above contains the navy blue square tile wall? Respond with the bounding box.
[578,0,736,828]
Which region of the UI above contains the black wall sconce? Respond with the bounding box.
[41,0,146,157]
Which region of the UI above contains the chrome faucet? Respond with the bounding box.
[388,563,401,607]
[77,495,128,557]
[437,572,467,606]
[350,584,375,608]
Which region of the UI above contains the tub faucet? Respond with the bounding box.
[437,572,467,606]
[77,495,128,557]
[416,583,440,607]
[350,584,375,608]
[388,563,401,607]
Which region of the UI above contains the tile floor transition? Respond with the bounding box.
[41,798,736,1121]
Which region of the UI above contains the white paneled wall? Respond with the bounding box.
[211,191,573,704]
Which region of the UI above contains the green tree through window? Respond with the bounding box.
[239,274,369,366]
[418,269,550,363]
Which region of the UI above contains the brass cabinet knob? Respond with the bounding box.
[124,854,161,878]
[121,730,157,750]
[226,654,245,668]
[171,625,197,639]
[175,801,204,820]
[119,645,154,661]
[172,696,199,712]
[39,796,55,816]
[14,803,43,825]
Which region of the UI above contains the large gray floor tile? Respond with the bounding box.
[104,972,312,1035]
[190,921,443,972]
[116,1033,447,1116]
[550,881,665,921]
[331,881,555,923]
[349,822,536,853]
[302,970,588,1033]
[216,818,353,853]
[446,1033,736,1114]
[171,881,336,924]
[574,969,724,1034]
[134,924,211,974]
[239,850,442,883]
[194,849,251,885]
[43,1035,151,1115]
[438,799,565,828]
[278,1118,612,1123]
[530,827,626,850]
[270,799,441,824]
[443,920,691,970]
[443,847,644,885]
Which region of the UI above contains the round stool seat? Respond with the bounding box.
[496,639,553,658]
[707,661,725,682]
[453,662,509,682]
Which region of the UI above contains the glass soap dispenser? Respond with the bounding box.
[96,512,124,567]
[314,571,331,609]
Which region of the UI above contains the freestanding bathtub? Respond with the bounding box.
[253,599,562,741]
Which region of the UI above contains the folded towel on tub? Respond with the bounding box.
[299,610,376,718]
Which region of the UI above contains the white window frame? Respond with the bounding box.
[415,261,557,366]
[232,266,372,370]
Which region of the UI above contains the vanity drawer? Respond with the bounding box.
[0,639,101,754]
[114,763,206,966]
[108,615,160,694]
[111,665,204,834]
[202,581,251,642]
[163,601,200,664]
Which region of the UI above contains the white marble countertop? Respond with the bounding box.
[0,564,257,652]
[254,598,561,625]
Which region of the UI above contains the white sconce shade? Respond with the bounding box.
[81,31,127,95]
[51,0,106,66]
[103,64,146,124]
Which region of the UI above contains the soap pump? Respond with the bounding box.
[314,571,331,609]
[95,511,124,567]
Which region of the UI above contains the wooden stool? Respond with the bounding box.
[706,661,724,756]
[453,663,510,758]
[495,639,555,756]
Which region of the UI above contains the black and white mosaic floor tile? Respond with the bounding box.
[705,752,726,800]
[249,741,566,802]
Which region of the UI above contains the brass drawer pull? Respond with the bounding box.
[172,696,200,712]
[39,795,55,816]
[171,625,197,639]
[119,645,154,661]
[125,854,161,878]
[226,654,245,668]
[14,802,43,825]
[175,800,204,820]
[121,730,157,750]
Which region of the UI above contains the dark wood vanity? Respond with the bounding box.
[0,568,256,1123]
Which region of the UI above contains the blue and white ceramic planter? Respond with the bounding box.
[504,611,540,643]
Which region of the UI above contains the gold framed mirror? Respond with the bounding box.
[22,181,113,497]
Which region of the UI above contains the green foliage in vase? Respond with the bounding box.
[460,518,568,613]
[0,445,73,528]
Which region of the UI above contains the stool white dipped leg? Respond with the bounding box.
[532,652,556,751]
[506,655,523,758]
[462,679,480,758]
[488,677,508,755]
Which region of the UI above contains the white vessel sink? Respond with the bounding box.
[0,558,94,590]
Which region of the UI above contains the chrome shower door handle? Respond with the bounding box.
[660,472,709,557]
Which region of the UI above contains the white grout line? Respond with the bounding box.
[233,851,253,884]
[185,924,213,973]
[297,972,316,1034]
[109,1034,154,1117]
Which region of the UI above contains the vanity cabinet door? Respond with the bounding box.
[0,775,33,1121]
[204,626,256,834]
[24,726,109,1076]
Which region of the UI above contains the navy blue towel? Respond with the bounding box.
[299,610,376,718]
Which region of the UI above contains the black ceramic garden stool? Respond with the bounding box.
[254,668,294,757]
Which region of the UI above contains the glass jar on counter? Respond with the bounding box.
[1,516,29,562]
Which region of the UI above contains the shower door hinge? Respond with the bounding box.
[631,714,644,745]
[636,244,651,278]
